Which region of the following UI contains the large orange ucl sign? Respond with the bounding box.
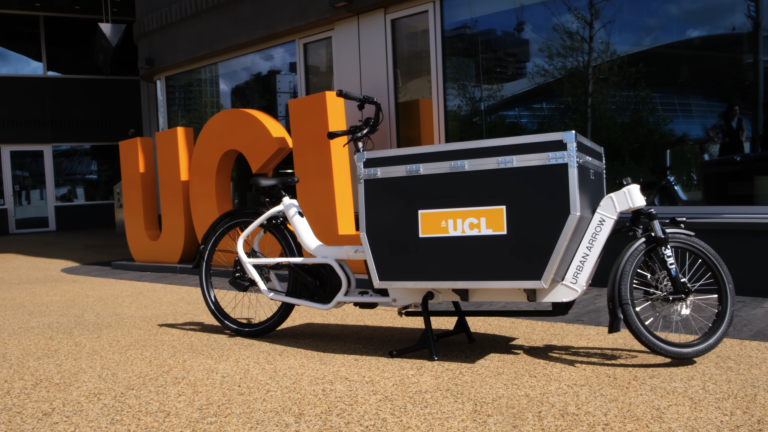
[119,91,365,273]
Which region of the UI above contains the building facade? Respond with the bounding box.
[0,0,145,234]
[2,0,766,295]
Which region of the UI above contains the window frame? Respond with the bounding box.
[0,149,5,209]
[0,145,57,233]
[385,2,443,148]
[297,30,336,98]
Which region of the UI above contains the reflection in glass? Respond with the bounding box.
[392,12,434,148]
[166,42,298,207]
[166,41,297,137]
[442,0,768,206]
[43,16,138,76]
[156,80,166,131]
[52,145,121,203]
[304,37,334,95]
[0,14,44,75]
[10,150,48,230]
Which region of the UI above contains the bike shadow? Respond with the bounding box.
[158,321,695,367]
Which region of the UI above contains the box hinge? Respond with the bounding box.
[497,156,515,168]
[450,160,468,171]
[406,164,422,175]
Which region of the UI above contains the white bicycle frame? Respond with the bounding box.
[237,185,646,309]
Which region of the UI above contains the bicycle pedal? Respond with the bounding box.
[227,277,252,292]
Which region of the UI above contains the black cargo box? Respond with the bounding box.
[357,131,605,289]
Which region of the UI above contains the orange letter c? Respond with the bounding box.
[189,109,293,241]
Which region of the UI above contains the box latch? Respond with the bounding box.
[547,152,567,164]
[450,160,468,171]
[406,165,422,175]
[362,168,380,180]
[497,157,515,168]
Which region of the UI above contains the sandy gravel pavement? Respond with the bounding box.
[0,231,766,431]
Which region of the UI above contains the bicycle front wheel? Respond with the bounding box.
[200,212,301,337]
[618,234,734,359]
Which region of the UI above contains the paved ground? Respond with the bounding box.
[1,230,767,430]
[64,261,768,343]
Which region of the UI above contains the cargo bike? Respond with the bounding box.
[196,90,735,361]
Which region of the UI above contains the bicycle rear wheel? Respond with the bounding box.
[618,234,734,359]
[200,212,301,337]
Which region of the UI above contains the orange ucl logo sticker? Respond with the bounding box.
[418,206,507,238]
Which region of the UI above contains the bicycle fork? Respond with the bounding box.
[631,208,692,297]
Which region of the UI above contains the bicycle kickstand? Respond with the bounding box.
[388,292,475,362]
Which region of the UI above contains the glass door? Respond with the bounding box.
[386,3,440,148]
[1,147,56,233]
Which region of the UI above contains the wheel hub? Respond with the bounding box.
[670,299,693,320]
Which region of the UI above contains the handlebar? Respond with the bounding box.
[326,90,382,153]
[336,89,377,104]
[327,130,353,140]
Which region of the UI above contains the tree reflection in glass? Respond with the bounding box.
[166,41,297,138]
[442,0,766,205]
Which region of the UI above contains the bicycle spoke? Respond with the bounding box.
[690,294,718,300]
[691,276,713,291]
[633,285,664,295]
[631,241,728,344]
[689,311,713,327]
[688,314,701,337]
[202,220,298,333]
[635,301,652,311]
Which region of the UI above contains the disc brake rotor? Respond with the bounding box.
[647,262,690,320]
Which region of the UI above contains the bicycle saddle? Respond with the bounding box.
[250,176,299,188]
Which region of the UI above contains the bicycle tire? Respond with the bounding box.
[618,233,734,359]
[199,212,301,337]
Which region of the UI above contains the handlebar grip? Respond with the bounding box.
[327,130,351,140]
[336,89,365,102]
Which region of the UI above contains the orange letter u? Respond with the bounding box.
[118,128,198,263]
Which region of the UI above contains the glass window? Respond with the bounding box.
[0,14,44,75]
[44,16,138,76]
[166,41,297,137]
[304,37,334,95]
[52,145,121,203]
[442,0,768,206]
[392,11,435,148]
